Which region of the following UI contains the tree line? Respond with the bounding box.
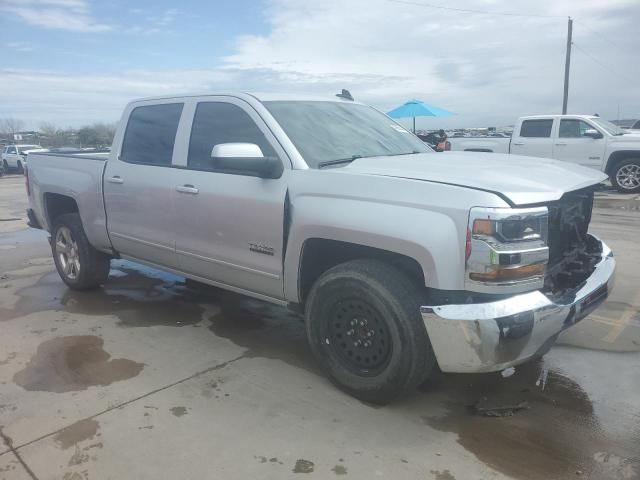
[0,118,116,149]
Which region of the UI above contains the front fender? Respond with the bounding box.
[283,195,465,303]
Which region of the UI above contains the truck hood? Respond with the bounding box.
[344,152,607,205]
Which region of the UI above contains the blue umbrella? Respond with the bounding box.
[387,99,454,133]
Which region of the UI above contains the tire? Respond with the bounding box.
[16,161,23,174]
[305,259,436,404]
[2,160,8,172]
[611,158,640,193]
[51,213,111,290]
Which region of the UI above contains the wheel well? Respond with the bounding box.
[44,193,79,226]
[606,151,640,175]
[298,238,426,302]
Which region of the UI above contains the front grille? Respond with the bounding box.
[544,187,601,293]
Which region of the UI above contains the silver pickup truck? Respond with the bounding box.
[26,93,615,403]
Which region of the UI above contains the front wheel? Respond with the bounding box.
[305,259,436,404]
[611,158,640,193]
[16,161,23,174]
[51,213,111,290]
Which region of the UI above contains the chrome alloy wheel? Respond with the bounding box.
[616,163,640,190]
[55,226,80,280]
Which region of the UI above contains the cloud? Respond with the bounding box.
[0,68,237,127]
[2,0,639,129]
[223,0,640,127]
[6,41,35,52]
[1,0,111,32]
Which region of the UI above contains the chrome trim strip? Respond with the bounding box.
[110,232,175,252]
[176,248,280,280]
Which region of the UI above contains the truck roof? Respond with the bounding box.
[519,114,599,121]
[127,92,364,105]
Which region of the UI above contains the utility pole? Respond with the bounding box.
[562,16,573,114]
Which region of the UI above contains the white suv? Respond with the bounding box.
[1,145,45,173]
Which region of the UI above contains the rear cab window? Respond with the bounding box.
[519,119,553,138]
[121,103,184,166]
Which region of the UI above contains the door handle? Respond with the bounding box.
[555,143,567,146]
[176,184,199,194]
[512,142,524,146]
[107,176,124,184]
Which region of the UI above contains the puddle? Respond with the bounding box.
[292,459,314,474]
[3,261,208,326]
[170,406,188,417]
[421,360,640,480]
[54,418,100,449]
[13,335,144,392]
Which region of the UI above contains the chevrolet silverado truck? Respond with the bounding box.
[449,114,640,193]
[25,93,615,403]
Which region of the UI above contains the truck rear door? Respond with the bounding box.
[552,118,606,169]
[103,100,184,269]
[510,118,554,158]
[170,96,289,299]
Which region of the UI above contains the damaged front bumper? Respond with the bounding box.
[421,235,615,373]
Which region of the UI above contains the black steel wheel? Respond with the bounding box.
[306,259,436,404]
[326,298,392,376]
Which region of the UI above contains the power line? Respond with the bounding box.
[387,0,565,19]
[571,42,635,85]
[573,19,628,51]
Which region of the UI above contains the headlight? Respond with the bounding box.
[466,207,549,293]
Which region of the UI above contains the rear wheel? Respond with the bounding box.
[51,213,111,290]
[611,158,640,193]
[2,160,8,172]
[305,259,435,404]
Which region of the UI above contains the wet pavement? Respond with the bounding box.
[0,176,639,480]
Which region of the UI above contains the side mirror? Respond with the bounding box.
[583,129,603,139]
[210,143,283,179]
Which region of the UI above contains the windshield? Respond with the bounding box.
[590,117,625,135]
[263,101,431,168]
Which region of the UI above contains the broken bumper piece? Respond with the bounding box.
[421,235,615,373]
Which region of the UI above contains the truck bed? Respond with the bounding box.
[27,152,113,252]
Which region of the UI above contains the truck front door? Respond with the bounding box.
[553,119,606,169]
[171,97,289,300]
[510,118,554,158]
[103,101,184,269]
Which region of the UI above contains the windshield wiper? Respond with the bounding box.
[318,155,362,168]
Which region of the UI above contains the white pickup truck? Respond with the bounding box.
[449,115,640,193]
[25,93,615,403]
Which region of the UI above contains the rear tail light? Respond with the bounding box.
[24,164,31,196]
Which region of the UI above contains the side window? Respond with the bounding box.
[121,103,183,166]
[520,119,553,138]
[559,120,593,138]
[187,102,277,172]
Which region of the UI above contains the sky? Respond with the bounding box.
[1,0,639,130]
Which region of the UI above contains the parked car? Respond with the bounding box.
[449,115,640,193]
[626,119,640,134]
[1,144,46,173]
[25,93,615,403]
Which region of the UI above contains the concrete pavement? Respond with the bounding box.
[0,175,638,480]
